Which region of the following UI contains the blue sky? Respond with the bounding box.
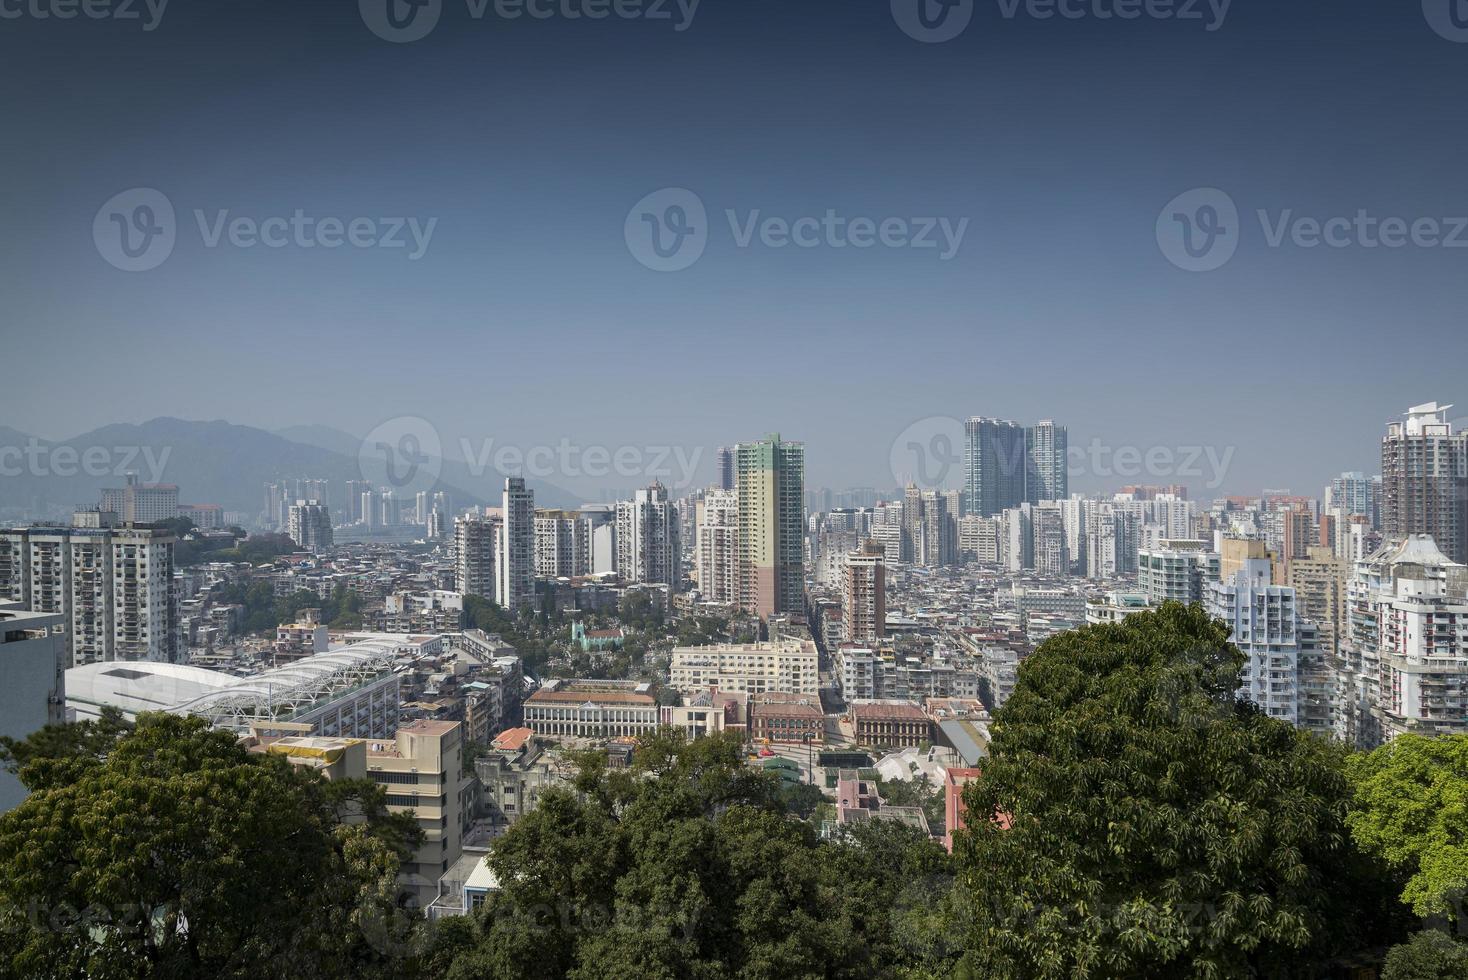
[2,0,1466,497]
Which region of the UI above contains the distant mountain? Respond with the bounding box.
[0,418,578,522]
[272,424,363,460]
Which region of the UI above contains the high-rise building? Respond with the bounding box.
[499,478,535,609]
[1137,539,1219,604]
[615,482,681,588]
[695,488,738,604]
[958,514,1001,564]
[842,540,886,643]
[963,418,1027,518]
[736,434,805,620]
[1288,545,1347,657]
[1025,420,1068,503]
[1381,402,1468,564]
[345,480,370,524]
[716,446,736,491]
[1327,471,1377,524]
[1346,534,1468,746]
[1207,557,1310,727]
[1032,503,1068,577]
[455,514,497,600]
[0,526,177,668]
[534,510,590,579]
[287,500,333,554]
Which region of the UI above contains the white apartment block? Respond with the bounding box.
[695,488,738,603]
[1207,557,1309,726]
[1346,534,1468,746]
[0,526,177,667]
[1138,539,1220,604]
[616,482,680,589]
[670,638,819,696]
[454,515,497,600]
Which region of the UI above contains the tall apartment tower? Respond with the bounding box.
[842,540,886,643]
[287,500,333,554]
[1025,420,1068,503]
[736,434,805,620]
[1327,471,1377,524]
[963,418,1028,518]
[696,488,738,603]
[615,482,681,588]
[716,446,736,491]
[455,514,497,600]
[499,478,535,609]
[1381,402,1468,564]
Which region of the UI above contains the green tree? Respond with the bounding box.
[1382,931,1468,980]
[1347,734,1468,923]
[431,729,956,979]
[0,713,422,980]
[951,602,1392,979]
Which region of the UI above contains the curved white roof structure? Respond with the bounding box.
[66,638,405,731]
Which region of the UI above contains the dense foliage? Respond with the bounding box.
[951,602,1400,978]
[0,713,421,980]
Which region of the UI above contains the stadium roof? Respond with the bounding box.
[67,637,405,731]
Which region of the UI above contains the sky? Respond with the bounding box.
[2,0,1466,499]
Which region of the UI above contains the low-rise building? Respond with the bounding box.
[849,700,931,748]
[748,692,825,743]
[522,679,659,740]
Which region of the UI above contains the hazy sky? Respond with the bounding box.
[3,0,1466,497]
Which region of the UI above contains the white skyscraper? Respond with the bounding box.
[616,482,681,588]
[499,478,535,609]
[696,488,738,604]
[455,514,498,600]
[287,500,333,554]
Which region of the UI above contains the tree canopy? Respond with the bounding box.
[951,602,1397,979]
[0,713,422,980]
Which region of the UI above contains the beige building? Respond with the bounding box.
[367,720,465,904]
[243,719,464,907]
[842,541,886,644]
[670,638,819,696]
[1287,545,1347,656]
